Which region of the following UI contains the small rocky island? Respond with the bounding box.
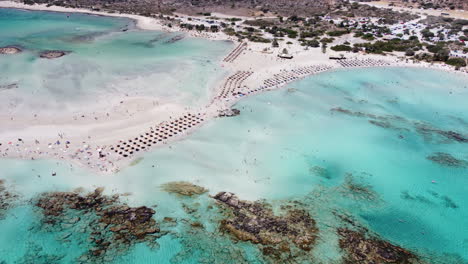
[39,50,70,59]
[218,108,240,118]
[0,46,22,54]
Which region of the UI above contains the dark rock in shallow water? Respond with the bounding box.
[213,192,319,261]
[34,188,162,263]
[440,195,458,209]
[17,242,64,264]
[368,120,409,132]
[218,108,241,117]
[309,165,331,179]
[426,152,468,168]
[163,34,185,44]
[415,123,468,143]
[340,173,379,201]
[39,50,70,59]
[0,46,22,54]
[337,228,420,264]
[161,181,208,196]
[0,83,18,91]
[0,179,19,219]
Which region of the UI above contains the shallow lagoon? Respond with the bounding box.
[0,8,231,115]
[1,65,467,263]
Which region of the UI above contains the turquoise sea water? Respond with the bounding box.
[0,8,231,115]
[1,9,468,264]
[1,66,467,263]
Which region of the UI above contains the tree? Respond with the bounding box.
[210,25,219,32]
[405,48,415,56]
[446,57,466,67]
[331,45,352,51]
[282,48,288,54]
[304,39,320,48]
[434,49,449,61]
[321,43,327,54]
[272,38,279,48]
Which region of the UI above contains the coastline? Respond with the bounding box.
[0,1,167,31]
[0,1,466,175]
[0,1,236,41]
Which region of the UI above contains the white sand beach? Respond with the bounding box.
[0,1,465,174]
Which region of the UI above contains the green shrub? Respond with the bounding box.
[331,45,352,51]
[446,57,466,67]
[326,30,349,37]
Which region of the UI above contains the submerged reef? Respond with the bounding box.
[161,181,208,196]
[0,179,19,219]
[426,152,468,168]
[340,173,379,201]
[337,228,421,264]
[214,192,319,262]
[39,50,70,59]
[16,242,64,264]
[0,46,22,54]
[163,35,185,44]
[34,188,163,263]
[414,123,467,144]
[331,107,468,144]
[309,165,332,179]
[0,83,18,91]
[334,213,422,264]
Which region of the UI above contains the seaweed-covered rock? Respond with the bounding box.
[309,165,332,179]
[415,123,467,143]
[337,228,420,264]
[0,46,22,54]
[36,188,115,217]
[213,192,319,261]
[0,179,19,219]
[426,152,468,168]
[340,173,378,201]
[100,205,159,239]
[34,188,162,263]
[16,242,64,264]
[39,50,70,59]
[161,181,208,196]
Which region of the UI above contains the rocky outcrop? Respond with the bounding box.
[0,179,19,219]
[34,188,162,263]
[218,108,241,118]
[0,46,22,54]
[426,152,468,168]
[0,83,18,91]
[161,181,208,196]
[415,122,467,143]
[39,50,70,59]
[213,192,319,261]
[341,173,379,201]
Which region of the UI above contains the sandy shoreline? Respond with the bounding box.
[0,1,167,31]
[0,1,466,175]
[0,1,235,41]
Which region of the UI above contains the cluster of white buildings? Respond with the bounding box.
[389,21,467,46]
